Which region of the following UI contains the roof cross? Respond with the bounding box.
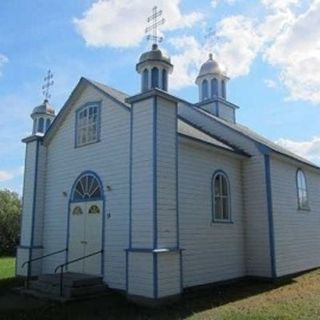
[42,70,54,101]
[145,6,165,45]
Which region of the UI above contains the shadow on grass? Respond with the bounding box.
[0,276,295,320]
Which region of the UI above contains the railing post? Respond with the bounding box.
[59,266,63,297]
[26,261,30,289]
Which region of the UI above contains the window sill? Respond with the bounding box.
[75,139,100,149]
[297,207,311,212]
[211,220,234,225]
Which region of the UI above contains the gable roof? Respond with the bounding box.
[193,107,319,169]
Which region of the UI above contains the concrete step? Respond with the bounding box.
[38,272,103,287]
[28,272,107,299]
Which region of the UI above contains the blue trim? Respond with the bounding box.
[175,107,180,248]
[74,101,102,148]
[125,250,129,291]
[264,154,277,278]
[129,105,133,249]
[153,95,158,299]
[153,252,158,299]
[28,139,40,276]
[211,169,232,223]
[66,170,105,275]
[216,100,219,117]
[126,102,134,292]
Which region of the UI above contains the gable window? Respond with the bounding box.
[76,103,100,147]
[212,171,231,222]
[296,169,309,210]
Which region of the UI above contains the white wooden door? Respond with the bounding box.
[68,201,103,275]
[69,203,86,273]
[84,201,103,275]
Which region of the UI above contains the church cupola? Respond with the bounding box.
[195,54,239,123]
[31,70,56,135]
[196,53,229,102]
[136,43,173,93]
[31,99,55,135]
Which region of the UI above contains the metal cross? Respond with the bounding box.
[42,70,54,100]
[145,6,165,44]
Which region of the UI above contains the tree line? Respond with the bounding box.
[0,189,21,256]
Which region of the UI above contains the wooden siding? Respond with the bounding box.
[179,103,272,278]
[178,140,245,287]
[42,85,130,290]
[271,156,320,276]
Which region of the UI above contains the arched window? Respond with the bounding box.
[151,67,159,88]
[38,118,44,133]
[211,78,218,98]
[296,169,309,210]
[212,171,231,222]
[162,69,168,91]
[202,79,209,100]
[142,69,149,92]
[72,173,103,202]
[33,118,38,134]
[46,119,51,131]
[221,80,226,99]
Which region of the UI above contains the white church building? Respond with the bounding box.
[16,42,320,304]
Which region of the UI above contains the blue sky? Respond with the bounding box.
[0,0,320,194]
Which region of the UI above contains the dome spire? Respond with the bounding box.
[136,6,173,93]
[31,70,56,135]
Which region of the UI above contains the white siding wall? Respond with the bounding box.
[156,97,177,248]
[157,253,181,298]
[218,103,235,123]
[179,140,245,288]
[42,86,130,290]
[271,157,320,276]
[20,142,37,246]
[131,99,154,248]
[179,104,272,278]
[243,156,271,277]
[128,252,154,298]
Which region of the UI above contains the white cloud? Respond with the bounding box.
[215,15,262,77]
[264,79,277,88]
[263,0,320,104]
[0,54,8,76]
[262,0,300,11]
[169,15,262,90]
[276,137,320,164]
[73,0,203,48]
[0,167,24,182]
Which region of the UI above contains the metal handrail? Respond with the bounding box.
[21,248,67,289]
[54,249,103,296]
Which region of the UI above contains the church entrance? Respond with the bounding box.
[68,172,104,275]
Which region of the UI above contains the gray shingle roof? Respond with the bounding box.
[195,107,319,168]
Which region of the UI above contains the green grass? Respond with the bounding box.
[1,257,320,319]
[0,257,15,279]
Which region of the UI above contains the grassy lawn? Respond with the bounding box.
[1,256,320,319]
[0,257,15,280]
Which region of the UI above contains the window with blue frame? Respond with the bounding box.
[296,169,309,210]
[76,103,100,147]
[72,174,102,201]
[212,171,231,222]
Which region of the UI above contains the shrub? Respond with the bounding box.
[0,189,21,256]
